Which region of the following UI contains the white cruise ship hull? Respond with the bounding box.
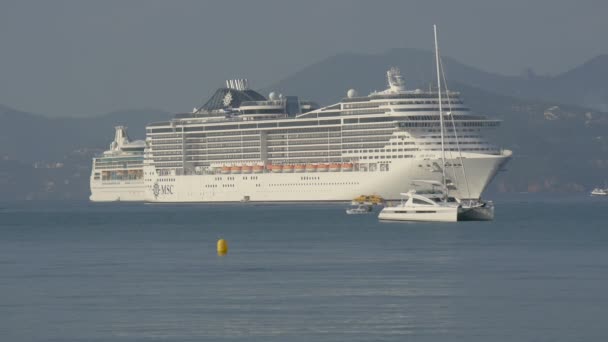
[145,151,510,203]
[90,181,145,202]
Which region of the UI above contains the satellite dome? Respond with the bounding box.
[269,92,278,101]
[347,89,358,98]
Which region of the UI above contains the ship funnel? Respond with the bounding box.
[387,67,406,92]
[112,126,130,151]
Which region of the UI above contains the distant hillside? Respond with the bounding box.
[456,83,608,193]
[0,105,170,162]
[264,48,608,111]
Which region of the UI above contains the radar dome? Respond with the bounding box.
[347,89,358,98]
[268,92,278,101]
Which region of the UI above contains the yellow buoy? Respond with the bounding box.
[217,238,228,256]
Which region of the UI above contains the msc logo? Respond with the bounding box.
[152,182,174,199]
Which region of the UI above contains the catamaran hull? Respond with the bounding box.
[378,207,458,222]
[458,205,495,221]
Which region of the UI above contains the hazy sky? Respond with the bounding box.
[1,0,606,117]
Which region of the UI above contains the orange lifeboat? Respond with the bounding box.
[294,165,306,173]
[221,166,230,174]
[317,164,328,172]
[341,163,354,171]
[253,165,264,173]
[329,163,341,172]
[305,164,317,172]
[230,166,242,174]
[271,165,283,173]
[283,165,294,173]
[242,165,252,174]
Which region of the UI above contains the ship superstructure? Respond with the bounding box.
[90,126,146,201]
[143,71,511,202]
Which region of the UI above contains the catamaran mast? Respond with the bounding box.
[433,24,447,197]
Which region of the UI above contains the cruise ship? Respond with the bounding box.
[89,126,146,201]
[143,69,512,203]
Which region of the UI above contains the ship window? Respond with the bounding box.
[319,119,340,125]
[413,198,432,205]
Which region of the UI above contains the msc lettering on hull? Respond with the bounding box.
[152,182,174,199]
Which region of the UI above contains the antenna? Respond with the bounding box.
[439,56,472,199]
[434,24,447,198]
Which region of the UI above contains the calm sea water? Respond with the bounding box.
[1,195,607,341]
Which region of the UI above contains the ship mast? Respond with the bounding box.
[434,24,447,199]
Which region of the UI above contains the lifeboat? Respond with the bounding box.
[230,166,242,174]
[317,164,328,172]
[294,165,306,173]
[305,164,317,172]
[221,166,230,174]
[353,195,367,204]
[368,194,384,205]
[329,163,341,172]
[341,163,354,171]
[271,165,283,173]
[242,165,252,174]
[352,194,384,205]
[283,165,294,173]
[253,165,264,173]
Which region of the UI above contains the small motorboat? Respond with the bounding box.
[346,204,373,215]
[591,188,608,196]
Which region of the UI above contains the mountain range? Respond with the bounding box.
[266,48,608,112]
[1,49,607,200]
